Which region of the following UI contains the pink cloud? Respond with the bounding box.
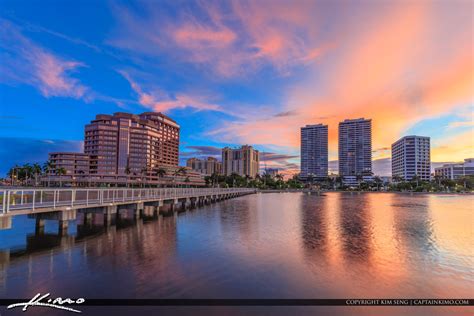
[110,0,329,77]
[33,51,87,99]
[0,19,89,100]
[119,70,224,113]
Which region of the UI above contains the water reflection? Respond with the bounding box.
[301,194,328,261]
[392,196,437,255]
[0,192,472,315]
[338,194,373,263]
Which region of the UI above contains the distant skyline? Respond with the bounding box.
[0,0,472,177]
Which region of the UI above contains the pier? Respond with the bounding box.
[0,187,256,230]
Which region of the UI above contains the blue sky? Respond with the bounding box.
[0,0,472,176]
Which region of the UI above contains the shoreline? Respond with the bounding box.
[257,189,473,195]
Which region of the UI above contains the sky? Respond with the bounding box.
[0,0,473,177]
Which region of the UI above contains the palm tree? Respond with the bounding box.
[412,175,421,188]
[43,160,54,187]
[373,176,383,191]
[210,172,219,187]
[7,165,20,186]
[140,167,148,188]
[32,163,42,186]
[156,168,167,178]
[173,167,187,187]
[57,167,67,187]
[433,174,442,188]
[124,166,131,187]
[275,174,284,188]
[245,174,251,187]
[356,174,363,187]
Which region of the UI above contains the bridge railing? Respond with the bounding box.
[0,187,255,214]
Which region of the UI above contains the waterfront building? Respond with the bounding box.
[338,118,373,185]
[265,168,280,177]
[44,112,204,187]
[222,145,259,177]
[300,124,328,181]
[186,157,222,175]
[85,112,179,175]
[47,152,92,177]
[434,158,474,180]
[391,135,431,181]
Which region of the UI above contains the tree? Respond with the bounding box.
[392,175,403,183]
[7,165,20,186]
[43,160,54,187]
[456,176,473,190]
[173,167,187,187]
[156,168,167,178]
[275,174,284,189]
[411,175,421,188]
[307,174,315,188]
[373,176,383,191]
[32,163,42,186]
[125,166,131,187]
[57,167,67,187]
[245,174,252,187]
[356,174,363,187]
[141,167,148,188]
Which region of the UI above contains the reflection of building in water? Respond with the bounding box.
[219,197,256,244]
[392,197,435,255]
[338,193,373,263]
[300,195,328,262]
[1,209,178,273]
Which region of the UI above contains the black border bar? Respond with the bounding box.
[0,299,472,306]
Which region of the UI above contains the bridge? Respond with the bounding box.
[0,187,256,231]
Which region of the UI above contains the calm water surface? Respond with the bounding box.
[0,192,472,315]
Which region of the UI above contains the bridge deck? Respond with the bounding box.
[0,187,255,216]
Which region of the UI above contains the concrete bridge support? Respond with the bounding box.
[27,210,76,235]
[104,205,117,226]
[0,216,12,230]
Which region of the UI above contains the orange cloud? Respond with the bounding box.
[208,0,473,166]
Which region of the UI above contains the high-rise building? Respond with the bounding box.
[300,124,328,180]
[186,157,222,175]
[84,112,179,175]
[392,135,431,181]
[338,118,372,185]
[435,158,474,180]
[43,112,204,186]
[222,145,259,177]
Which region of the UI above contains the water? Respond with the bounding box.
[0,192,472,315]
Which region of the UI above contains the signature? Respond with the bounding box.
[7,293,85,313]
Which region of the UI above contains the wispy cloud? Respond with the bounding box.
[119,70,224,112]
[109,0,330,77]
[0,19,90,100]
[181,145,222,158]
